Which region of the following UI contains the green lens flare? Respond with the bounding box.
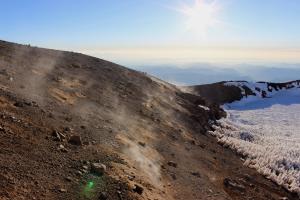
[82,181,95,198]
[81,178,105,198]
[88,181,94,188]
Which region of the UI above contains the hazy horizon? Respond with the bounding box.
[133,63,300,85]
[2,39,299,85]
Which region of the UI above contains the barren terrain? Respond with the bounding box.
[0,40,297,200]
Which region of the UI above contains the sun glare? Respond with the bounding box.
[179,0,220,37]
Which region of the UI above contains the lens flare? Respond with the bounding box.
[81,180,97,198]
[88,181,94,188]
[178,0,221,37]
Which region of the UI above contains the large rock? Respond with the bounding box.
[91,163,107,176]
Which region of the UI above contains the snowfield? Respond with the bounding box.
[212,82,300,195]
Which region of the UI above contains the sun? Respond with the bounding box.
[178,0,221,37]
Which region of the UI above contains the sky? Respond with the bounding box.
[1,0,300,66]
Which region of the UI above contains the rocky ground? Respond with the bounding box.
[0,40,297,200]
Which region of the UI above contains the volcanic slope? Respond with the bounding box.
[0,40,297,200]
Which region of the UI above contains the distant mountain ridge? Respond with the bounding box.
[188,80,300,105]
[137,65,300,85]
[225,80,300,98]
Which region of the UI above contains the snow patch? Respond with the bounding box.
[212,85,300,195]
[225,80,300,99]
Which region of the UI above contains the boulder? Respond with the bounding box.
[91,163,107,176]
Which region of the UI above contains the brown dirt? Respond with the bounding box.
[0,40,297,200]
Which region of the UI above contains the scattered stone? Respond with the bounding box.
[65,177,72,182]
[191,172,201,177]
[167,161,177,168]
[0,126,5,132]
[99,192,108,200]
[138,141,146,147]
[64,127,72,132]
[223,178,246,192]
[243,174,252,181]
[91,163,107,176]
[68,135,82,146]
[279,197,289,200]
[117,190,123,200]
[82,165,89,170]
[127,175,135,181]
[14,101,25,108]
[52,130,66,141]
[190,140,196,145]
[65,117,72,122]
[83,160,90,165]
[170,134,178,140]
[133,184,144,195]
[59,188,67,193]
[80,169,88,174]
[170,173,177,180]
[80,125,86,129]
[57,144,68,152]
[52,130,61,140]
[71,63,81,69]
[75,170,83,176]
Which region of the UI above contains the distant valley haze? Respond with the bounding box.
[133,63,300,85]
